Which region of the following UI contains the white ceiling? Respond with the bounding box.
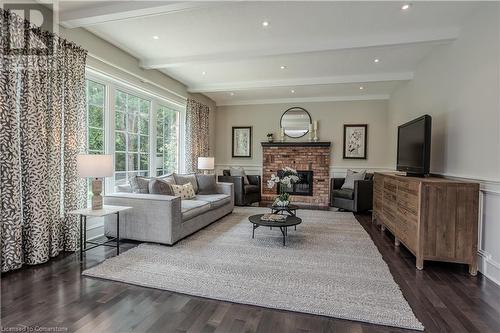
[58,1,480,105]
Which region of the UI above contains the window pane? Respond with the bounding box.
[115,111,126,131]
[88,128,104,151]
[156,105,179,175]
[140,100,150,114]
[115,172,126,185]
[88,80,104,105]
[115,153,126,171]
[139,135,149,153]
[139,115,149,135]
[127,113,138,133]
[115,91,126,111]
[128,95,139,113]
[115,131,126,152]
[127,153,138,171]
[140,154,149,171]
[128,133,138,152]
[156,137,163,153]
[88,105,103,128]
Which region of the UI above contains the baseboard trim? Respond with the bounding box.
[478,250,500,286]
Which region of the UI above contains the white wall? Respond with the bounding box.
[387,4,500,285]
[215,100,392,177]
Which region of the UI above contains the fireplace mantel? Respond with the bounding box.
[261,141,331,148]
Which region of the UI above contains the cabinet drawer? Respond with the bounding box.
[397,205,418,224]
[404,222,418,251]
[397,192,419,215]
[384,178,398,192]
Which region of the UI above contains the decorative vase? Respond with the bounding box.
[273,198,290,207]
[267,136,273,142]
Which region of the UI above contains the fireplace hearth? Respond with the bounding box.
[277,170,313,196]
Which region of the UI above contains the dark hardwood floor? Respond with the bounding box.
[2,212,500,333]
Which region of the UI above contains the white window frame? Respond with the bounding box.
[85,69,186,194]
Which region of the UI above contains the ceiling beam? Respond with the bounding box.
[216,95,390,106]
[188,72,413,93]
[60,1,224,28]
[141,28,459,69]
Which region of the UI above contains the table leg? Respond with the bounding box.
[252,223,255,238]
[79,215,83,261]
[116,212,120,255]
[83,216,87,251]
[280,227,286,246]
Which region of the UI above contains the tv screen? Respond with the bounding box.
[397,115,432,175]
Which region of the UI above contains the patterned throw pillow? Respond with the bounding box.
[173,173,198,193]
[129,175,150,193]
[171,183,196,199]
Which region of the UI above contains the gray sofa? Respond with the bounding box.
[103,182,234,245]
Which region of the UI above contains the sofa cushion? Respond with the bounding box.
[196,174,218,195]
[129,175,150,193]
[149,178,174,195]
[196,194,231,209]
[174,173,198,193]
[333,189,354,200]
[116,184,132,193]
[171,183,196,199]
[341,169,366,190]
[181,200,211,221]
[244,184,259,194]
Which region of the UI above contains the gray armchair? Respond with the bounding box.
[218,170,261,206]
[330,174,373,212]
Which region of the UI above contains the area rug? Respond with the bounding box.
[83,207,424,331]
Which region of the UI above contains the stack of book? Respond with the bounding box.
[260,213,287,222]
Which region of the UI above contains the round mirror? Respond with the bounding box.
[280,107,312,138]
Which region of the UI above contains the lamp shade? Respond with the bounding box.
[197,157,215,170]
[77,154,113,178]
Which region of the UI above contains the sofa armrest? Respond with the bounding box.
[247,175,261,186]
[218,175,244,205]
[354,180,373,212]
[103,193,182,244]
[217,182,234,207]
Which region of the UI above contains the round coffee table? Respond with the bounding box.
[248,214,302,246]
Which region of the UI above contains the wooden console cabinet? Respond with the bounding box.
[373,172,479,275]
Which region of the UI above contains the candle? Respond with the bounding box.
[313,121,318,130]
[308,123,313,131]
[280,127,284,136]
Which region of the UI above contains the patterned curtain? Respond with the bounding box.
[185,99,210,173]
[0,10,87,272]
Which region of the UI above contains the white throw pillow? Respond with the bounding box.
[171,183,196,199]
[341,169,366,190]
[229,167,250,185]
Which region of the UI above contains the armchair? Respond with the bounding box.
[218,170,261,206]
[330,174,373,212]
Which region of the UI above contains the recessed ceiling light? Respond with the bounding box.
[280,65,287,70]
[359,86,364,90]
[262,21,270,27]
[401,4,411,11]
[201,71,206,75]
[229,92,235,96]
[374,58,380,63]
[152,35,159,40]
[291,89,295,94]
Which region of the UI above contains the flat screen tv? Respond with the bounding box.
[397,115,432,176]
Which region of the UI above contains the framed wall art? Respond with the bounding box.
[343,124,367,159]
[232,126,252,158]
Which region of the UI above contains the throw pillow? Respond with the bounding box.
[341,169,366,190]
[149,178,175,195]
[129,175,150,193]
[173,173,199,193]
[158,173,176,184]
[171,183,196,199]
[229,167,249,185]
[196,174,218,195]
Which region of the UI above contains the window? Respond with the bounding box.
[114,90,151,185]
[85,79,105,201]
[156,105,179,176]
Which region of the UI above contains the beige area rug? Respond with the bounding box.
[83,207,424,331]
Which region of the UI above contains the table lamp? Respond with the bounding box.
[77,154,113,210]
[197,157,215,174]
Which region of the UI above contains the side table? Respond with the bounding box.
[68,205,132,261]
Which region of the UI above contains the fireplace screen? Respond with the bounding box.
[277,170,313,196]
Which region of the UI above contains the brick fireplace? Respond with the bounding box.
[261,142,331,207]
